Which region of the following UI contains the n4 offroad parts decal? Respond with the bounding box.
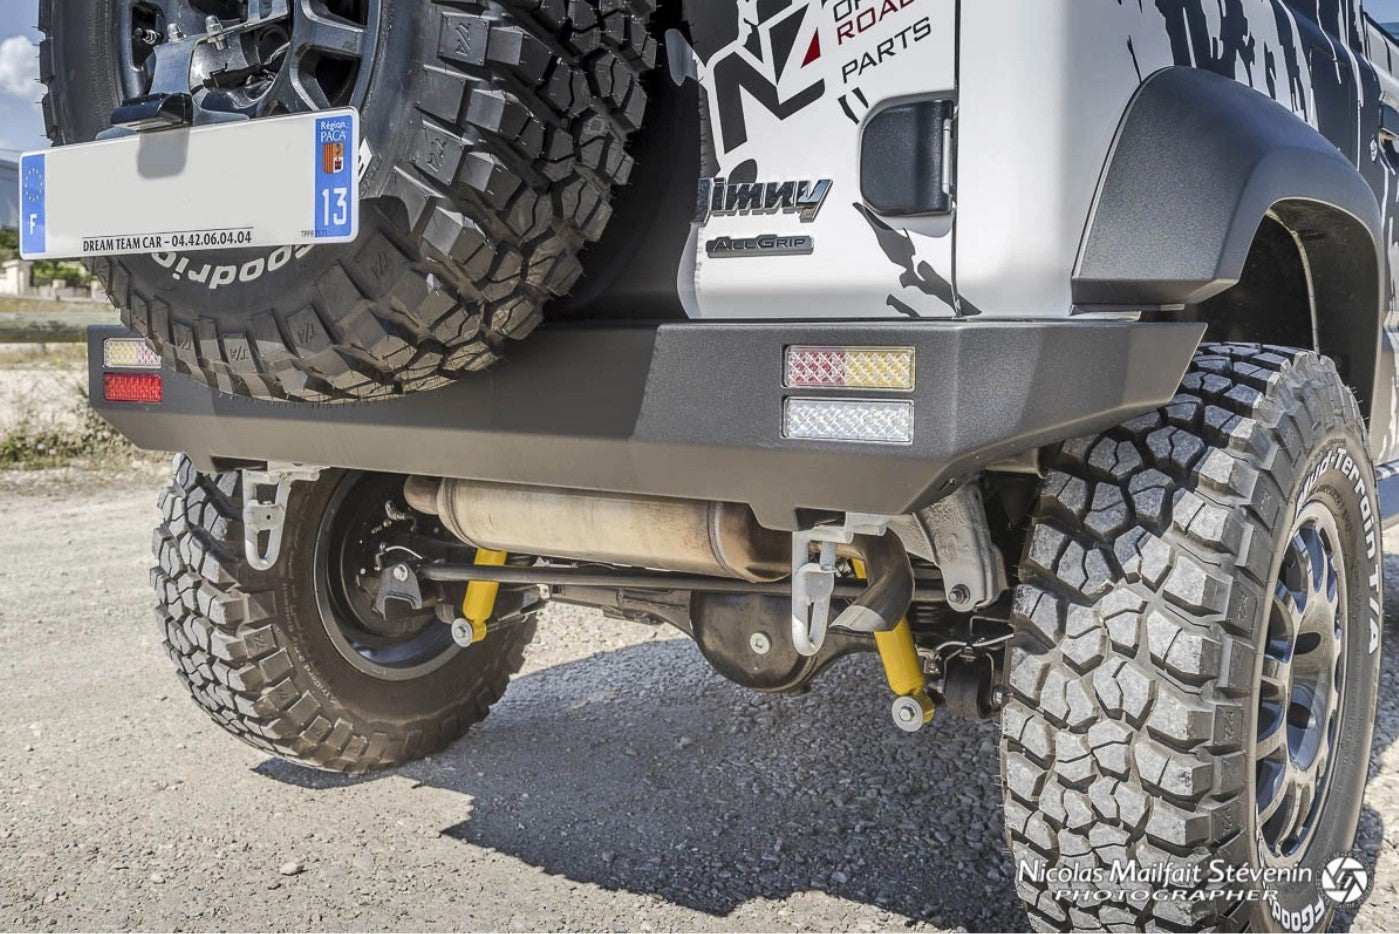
[688,0,959,321]
[707,0,827,155]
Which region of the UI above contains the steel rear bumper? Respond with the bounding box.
[89,320,1205,530]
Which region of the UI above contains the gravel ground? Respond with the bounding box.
[0,468,1398,932]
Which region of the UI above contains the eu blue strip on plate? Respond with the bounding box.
[313,114,355,240]
[20,153,46,257]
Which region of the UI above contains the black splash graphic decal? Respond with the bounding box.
[1112,0,1399,456]
[1156,0,1259,85]
[854,204,979,319]
[839,86,870,124]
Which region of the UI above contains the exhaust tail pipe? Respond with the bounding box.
[405,477,790,584]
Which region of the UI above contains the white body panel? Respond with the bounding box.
[692,0,960,320]
[955,6,1141,319]
[689,0,1341,322]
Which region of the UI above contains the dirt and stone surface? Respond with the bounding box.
[2,463,1399,931]
[0,346,88,433]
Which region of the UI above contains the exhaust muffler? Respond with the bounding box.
[405,477,790,583]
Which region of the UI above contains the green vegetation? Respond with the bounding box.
[0,230,96,286]
[0,395,124,468]
[30,259,95,288]
[0,387,136,469]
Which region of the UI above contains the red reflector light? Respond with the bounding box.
[104,373,163,404]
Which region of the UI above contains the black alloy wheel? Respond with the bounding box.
[116,0,381,120]
[1256,503,1347,864]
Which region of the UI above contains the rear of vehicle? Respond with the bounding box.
[50,1,1399,931]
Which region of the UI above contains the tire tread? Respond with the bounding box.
[152,455,535,773]
[1003,344,1370,932]
[38,0,658,402]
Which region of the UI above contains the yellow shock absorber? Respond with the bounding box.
[855,559,935,730]
[461,549,509,643]
[874,620,925,696]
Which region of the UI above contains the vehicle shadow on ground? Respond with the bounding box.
[260,635,1021,930]
[258,555,1399,933]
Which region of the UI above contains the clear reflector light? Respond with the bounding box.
[104,373,163,404]
[785,346,914,390]
[784,398,913,445]
[103,338,161,369]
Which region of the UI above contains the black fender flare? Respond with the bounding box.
[1073,66,1383,311]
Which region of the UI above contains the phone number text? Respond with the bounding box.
[81,229,255,253]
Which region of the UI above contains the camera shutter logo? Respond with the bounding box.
[1320,853,1371,906]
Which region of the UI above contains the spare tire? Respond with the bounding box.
[39,0,657,401]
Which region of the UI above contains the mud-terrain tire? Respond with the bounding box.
[1002,344,1382,932]
[152,456,536,773]
[39,0,658,402]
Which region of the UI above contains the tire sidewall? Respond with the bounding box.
[1246,427,1382,932]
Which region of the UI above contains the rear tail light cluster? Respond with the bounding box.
[102,338,162,403]
[103,338,162,369]
[782,346,916,445]
[103,373,163,404]
[784,346,915,390]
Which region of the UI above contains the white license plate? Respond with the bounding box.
[18,108,360,260]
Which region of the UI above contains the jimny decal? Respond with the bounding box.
[696,177,834,223]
